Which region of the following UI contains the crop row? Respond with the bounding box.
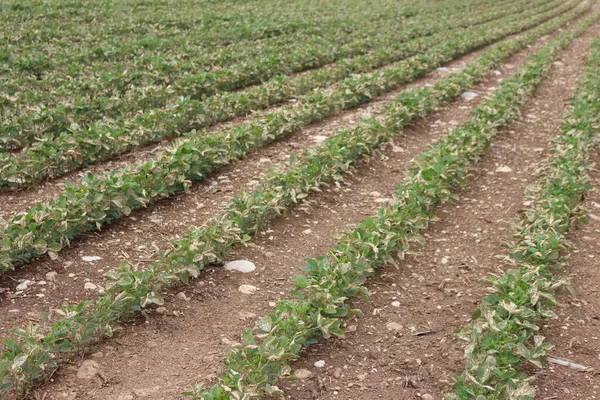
[3,0,504,78]
[187,11,600,399]
[0,0,553,152]
[0,0,567,188]
[0,0,585,272]
[450,32,600,400]
[0,5,593,396]
[2,0,508,75]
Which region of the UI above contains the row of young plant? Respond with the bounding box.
[0,0,567,188]
[3,0,502,81]
[0,0,548,152]
[3,0,449,72]
[449,34,600,400]
[0,6,594,396]
[0,0,587,272]
[186,11,600,399]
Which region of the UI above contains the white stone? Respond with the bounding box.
[294,368,313,379]
[495,165,513,173]
[386,322,403,331]
[239,284,259,294]
[84,282,97,291]
[81,256,101,262]
[15,280,32,291]
[46,271,58,281]
[76,360,101,380]
[224,260,256,273]
[391,301,401,308]
[312,135,328,142]
[460,91,478,100]
[314,360,326,368]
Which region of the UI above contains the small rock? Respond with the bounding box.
[357,373,367,381]
[76,360,101,380]
[117,395,134,400]
[440,256,449,264]
[16,280,33,291]
[369,191,382,197]
[259,158,271,163]
[589,213,600,222]
[391,301,401,308]
[176,292,190,301]
[493,70,502,76]
[84,282,97,291]
[495,165,513,173]
[155,307,167,315]
[314,360,326,368]
[313,135,327,142]
[460,91,478,100]
[46,271,58,281]
[224,260,256,273]
[375,198,391,203]
[239,284,259,294]
[133,386,161,397]
[436,67,449,72]
[81,256,101,262]
[421,395,434,400]
[302,229,312,234]
[392,145,405,153]
[294,369,313,379]
[91,352,104,359]
[333,368,342,379]
[238,311,256,319]
[386,322,403,331]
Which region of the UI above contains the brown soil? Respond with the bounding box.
[1,10,599,400]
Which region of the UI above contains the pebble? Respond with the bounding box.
[495,165,513,173]
[81,256,101,262]
[314,360,326,368]
[238,311,256,319]
[421,395,434,400]
[15,280,32,291]
[460,91,478,100]
[440,256,449,264]
[386,322,403,331]
[312,135,327,142]
[46,271,58,281]
[117,396,134,400]
[76,360,101,380]
[84,282,98,291]
[375,198,392,203]
[369,191,382,197]
[155,307,167,315]
[436,67,449,72]
[302,229,312,234]
[391,301,401,308]
[391,145,405,153]
[239,284,259,294]
[176,292,190,301]
[224,260,256,273]
[333,368,342,379]
[294,368,313,379]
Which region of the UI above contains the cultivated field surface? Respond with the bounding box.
[1,0,600,399]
